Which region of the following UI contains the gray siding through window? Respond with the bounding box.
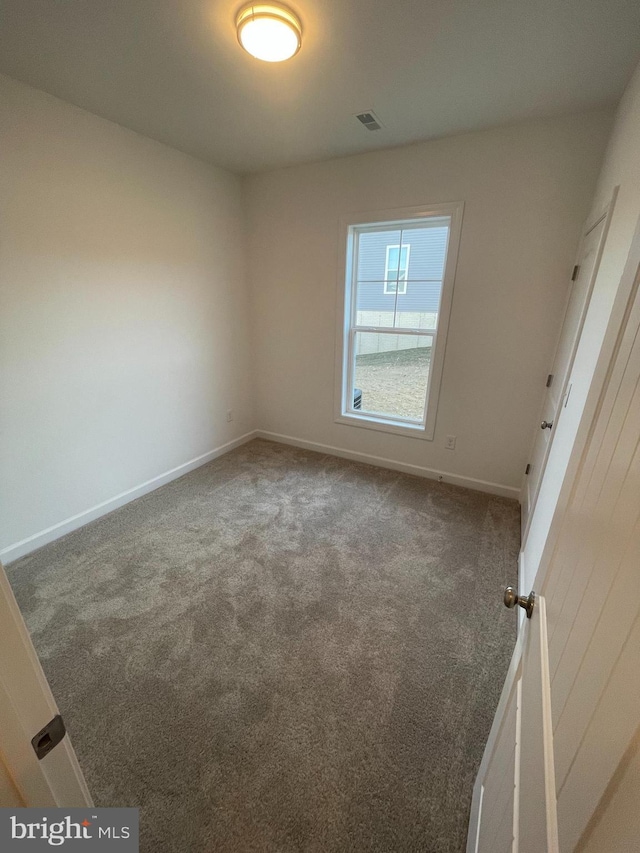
[356,225,448,315]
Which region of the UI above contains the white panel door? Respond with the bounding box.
[468,594,558,853]
[521,206,610,540]
[472,217,640,853]
[0,562,92,807]
[542,255,640,851]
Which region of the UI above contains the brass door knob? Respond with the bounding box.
[504,586,535,619]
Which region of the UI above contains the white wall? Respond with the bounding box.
[244,112,612,494]
[0,75,254,559]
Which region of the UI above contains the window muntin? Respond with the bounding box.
[338,205,462,438]
[383,244,410,295]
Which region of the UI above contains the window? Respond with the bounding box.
[335,203,463,440]
[384,244,410,294]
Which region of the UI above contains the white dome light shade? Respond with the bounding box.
[236,4,302,62]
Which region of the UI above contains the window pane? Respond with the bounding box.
[354,223,449,327]
[385,245,409,280]
[386,245,400,275]
[356,229,402,281]
[403,225,449,280]
[394,281,442,329]
[356,281,396,326]
[353,333,433,422]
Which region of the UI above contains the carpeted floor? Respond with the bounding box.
[8,439,519,852]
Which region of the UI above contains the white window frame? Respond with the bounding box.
[334,202,463,441]
[383,244,410,295]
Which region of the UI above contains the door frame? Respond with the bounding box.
[0,561,92,806]
[521,187,618,548]
[527,208,640,597]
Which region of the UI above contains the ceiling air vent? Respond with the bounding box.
[355,110,383,131]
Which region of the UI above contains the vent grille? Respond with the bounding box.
[355,110,383,131]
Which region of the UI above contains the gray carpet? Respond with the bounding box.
[8,439,519,852]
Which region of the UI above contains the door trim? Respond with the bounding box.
[531,208,640,596]
[521,187,618,549]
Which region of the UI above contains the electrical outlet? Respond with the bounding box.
[445,435,456,451]
[226,410,233,422]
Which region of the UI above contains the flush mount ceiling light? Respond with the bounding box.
[236,3,302,62]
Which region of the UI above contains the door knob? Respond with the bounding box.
[541,420,553,430]
[504,586,535,618]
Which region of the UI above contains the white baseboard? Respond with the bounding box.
[1,431,258,565]
[2,427,519,564]
[255,430,520,500]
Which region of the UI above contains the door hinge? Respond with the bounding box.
[31,714,66,761]
[546,373,554,387]
[525,463,531,475]
[571,264,580,281]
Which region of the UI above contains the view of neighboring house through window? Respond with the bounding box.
[337,204,462,439]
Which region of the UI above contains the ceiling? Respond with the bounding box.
[1,0,639,174]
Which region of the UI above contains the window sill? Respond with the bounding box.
[335,412,434,441]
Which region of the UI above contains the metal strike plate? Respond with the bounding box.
[31,714,66,760]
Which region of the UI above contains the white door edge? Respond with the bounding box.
[0,563,92,807]
[538,596,560,853]
[466,627,526,853]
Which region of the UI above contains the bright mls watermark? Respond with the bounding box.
[0,809,138,850]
